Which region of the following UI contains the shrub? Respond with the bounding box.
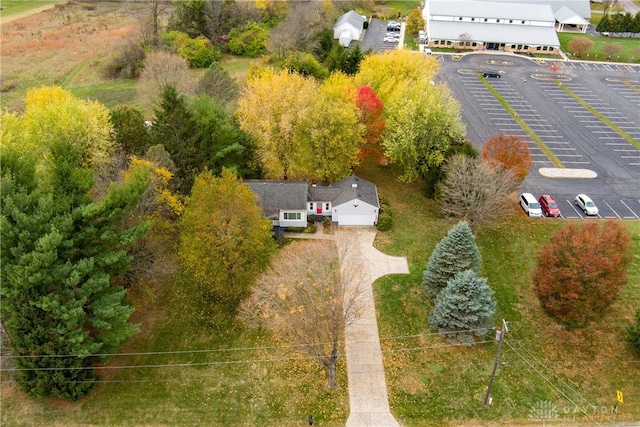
[628,309,640,353]
[106,38,146,78]
[197,63,240,106]
[377,210,392,231]
[163,30,220,68]
[282,51,329,79]
[531,222,633,327]
[322,216,332,232]
[226,21,268,57]
[567,37,594,58]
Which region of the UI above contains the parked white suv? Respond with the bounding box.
[574,194,599,216]
[520,193,543,217]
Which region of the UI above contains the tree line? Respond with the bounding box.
[596,11,640,34]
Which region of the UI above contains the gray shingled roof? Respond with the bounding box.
[334,10,365,30]
[332,176,379,208]
[246,180,308,219]
[308,186,344,202]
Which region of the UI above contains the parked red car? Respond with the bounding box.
[538,195,561,217]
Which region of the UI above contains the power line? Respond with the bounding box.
[509,340,617,424]
[505,339,607,426]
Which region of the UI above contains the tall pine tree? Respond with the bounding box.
[428,270,496,346]
[149,85,199,194]
[1,139,150,400]
[423,221,481,299]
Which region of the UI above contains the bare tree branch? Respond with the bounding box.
[437,154,519,230]
[239,234,365,388]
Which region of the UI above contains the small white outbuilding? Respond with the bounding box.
[333,10,366,47]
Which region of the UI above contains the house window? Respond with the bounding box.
[484,18,488,22]
[458,17,463,21]
[471,18,475,21]
[522,20,525,24]
[496,19,500,23]
[325,203,330,210]
[536,46,541,51]
[511,44,516,49]
[543,46,548,51]
[472,42,477,47]
[283,212,301,220]
[509,19,513,23]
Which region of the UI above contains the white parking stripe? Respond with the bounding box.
[620,200,640,219]
[603,201,621,219]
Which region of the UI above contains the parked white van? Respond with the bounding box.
[520,193,543,217]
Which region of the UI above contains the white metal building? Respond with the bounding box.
[423,0,564,53]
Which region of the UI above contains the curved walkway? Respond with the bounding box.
[286,225,410,425]
[337,228,409,427]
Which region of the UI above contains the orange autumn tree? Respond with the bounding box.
[531,222,632,327]
[355,85,386,164]
[481,133,532,181]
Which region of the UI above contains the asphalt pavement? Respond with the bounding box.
[435,52,640,221]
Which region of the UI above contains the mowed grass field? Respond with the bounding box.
[1,2,639,426]
[558,32,640,63]
[357,160,640,426]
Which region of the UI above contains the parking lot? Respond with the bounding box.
[360,18,403,53]
[436,53,640,221]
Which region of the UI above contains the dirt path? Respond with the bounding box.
[0,1,64,26]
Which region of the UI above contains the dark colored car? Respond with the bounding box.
[538,195,561,217]
[482,70,501,78]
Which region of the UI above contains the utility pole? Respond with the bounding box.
[484,319,508,406]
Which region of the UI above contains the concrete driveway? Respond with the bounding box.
[336,228,409,427]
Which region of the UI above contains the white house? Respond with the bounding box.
[422,0,562,53]
[246,180,308,228]
[247,176,380,229]
[333,10,366,47]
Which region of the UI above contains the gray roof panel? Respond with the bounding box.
[246,180,308,218]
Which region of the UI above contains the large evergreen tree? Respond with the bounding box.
[149,85,199,194]
[428,270,496,346]
[1,140,149,400]
[423,221,481,299]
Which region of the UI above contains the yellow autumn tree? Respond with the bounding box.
[236,69,317,179]
[179,169,276,308]
[354,49,438,106]
[1,86,114,175]
[354,51,465,182]
[302,75,365,183]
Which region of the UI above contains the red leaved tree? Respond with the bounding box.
[355,86,386,164]
[481,133,533,181]
[531,222,632,327]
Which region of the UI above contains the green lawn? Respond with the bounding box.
[356,160,640,426]
[1,264,349,426]
[558,33,640,63]
[2,158,639,426]
[0,0,63,22]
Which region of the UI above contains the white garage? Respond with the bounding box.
[330,176,380,227]
[334,212,378,226]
